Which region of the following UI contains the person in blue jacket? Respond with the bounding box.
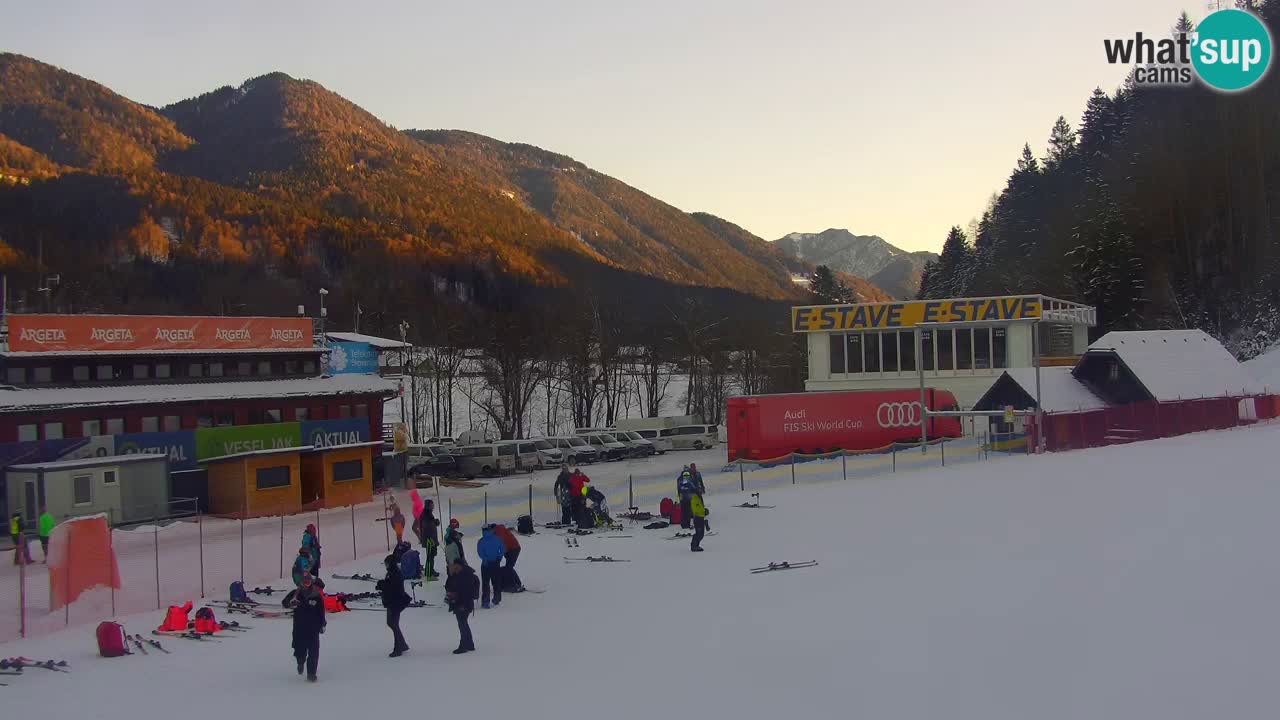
[291,547,313,587]
[476,524,506,609]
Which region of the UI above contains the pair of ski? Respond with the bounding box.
[345,599,435,611]
[749,561,818,574]
[153,629,228,642]
[665,531,718,540]
[1,657,70,672]
[565,537,580,548]
[128,633,172,655]
[563,556,629,563]
[332,573,377,582]
[214,601,289,618]
[736,493,775,509]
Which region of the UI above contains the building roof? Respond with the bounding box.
[1084,330,1263,402]
[301,441,383,453]
[991,367,1109,413]
[325,332,411,350]
[0,374,398,412]
[9,453,168,471]
[0,347,325,359]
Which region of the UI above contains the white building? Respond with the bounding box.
[794,295,1097,408]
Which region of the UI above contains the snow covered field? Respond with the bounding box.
[3,423,1279,719]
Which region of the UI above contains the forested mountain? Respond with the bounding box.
[918,4,1280,359]
[773,229,936,298]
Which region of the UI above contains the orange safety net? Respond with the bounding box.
[48,514,121,611]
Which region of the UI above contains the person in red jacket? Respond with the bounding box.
[569,471,591,529]
[492,524,524,592]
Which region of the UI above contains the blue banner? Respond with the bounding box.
[327,342,379,375]
[302,418,371,449]
[116,431,198,470]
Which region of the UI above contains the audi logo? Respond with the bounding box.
[877,401,922,428]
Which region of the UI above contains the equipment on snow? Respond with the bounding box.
[737,494,775,509]
[516,515,535,535]
[332,573,377,582]
[749,561,819,574]
[563,556,630,563]
[136,634,170,654]
[96,621,130,658]
[666,531,718,540]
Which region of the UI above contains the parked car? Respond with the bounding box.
[551,436,599,465]
[629,428,672,454]
[614,429,657,456]
[422,436,456,446]
[577,432,630,461]
[496,439,564,471]
[453,444,517,478]
[407,443,458,477]
[663,424,721,451]
[528,438,564,468]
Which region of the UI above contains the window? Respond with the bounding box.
[1108,360,1120,382]
[332,459,363,483]
[957,328,973,370]
[338,405,352,419]
[97,365,114,380]
[73,366,90,381]
[133,364,150,380]
[498,444,516,456]
[257,361,272,376]
[845,334,863,374]
[303,359,317,374]
[83,420,102,436]
[295,407,309,422]
[882,332,899,373]
[921,330,935,371]
[285,360,300,375]
[863,332,880,373]
[936,329,954,371]
[6,367,25,384]
[828,334,845,376]
[155,363,171,379]
[44,422,63,440]
[197,415,213,429]
[18,424,37,442]
[209,362,224,378]
[992,329,1007,369]
[265,408,283,423]
[216,411,234,427]
[106,418,124,435]
[188,363,203,378]
[255,465,292,490]
[899,331,916,372]
[354,404,368,418]
[238,361,252,377]
[163,415,181,432]
[141,416,160,433]
[73,474,92,506]
[974,328,991,369]
[103,470,117,485]
[33,367,52,383]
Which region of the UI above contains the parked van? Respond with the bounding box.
[613,430,658,456]
[662,424,720,451]
[497,439,563,471]
[551,436,599,465]
[406,443,458,477]
[453,444,516,478]
[630,428,672,454]
[577,432,629,461]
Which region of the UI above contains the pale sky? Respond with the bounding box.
[4,0,1197,252]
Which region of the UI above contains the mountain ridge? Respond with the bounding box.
[772,228,937,299]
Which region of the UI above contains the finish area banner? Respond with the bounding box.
[9,314,314,352]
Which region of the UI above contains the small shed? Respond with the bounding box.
[1076,330,1263,403]
[205,446,309,517]
[300,442,378,508]
[6,453,169,526]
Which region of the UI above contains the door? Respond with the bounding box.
[23,480,37,524]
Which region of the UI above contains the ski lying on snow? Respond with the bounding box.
[665,531,718,540]
[129,635,148,655]
[563,556,630,563]
[331,573,377,582]
[749,561,818,574]
[735,503,776,509]
[153,630,223,642]
[136,634,171,654]
[3,658,69,672]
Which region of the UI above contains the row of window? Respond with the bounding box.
[6,358,319,386]
[71,470,118,506]
[829,328,1009,375]
[16,404,370,442]
[253,459,363,491]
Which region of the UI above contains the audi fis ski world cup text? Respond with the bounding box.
[1104,8,1272,91]
[781,408,864,434]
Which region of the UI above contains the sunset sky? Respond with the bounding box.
[4,0,1197,251]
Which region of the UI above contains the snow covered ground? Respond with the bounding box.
[4,424,1280,719]
[1244,343,1280,391]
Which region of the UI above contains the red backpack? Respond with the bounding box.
[668,503,682,526]
[97,621,129,657]
[659,497,674,517]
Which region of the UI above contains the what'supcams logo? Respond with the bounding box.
[1104,9,1272,92]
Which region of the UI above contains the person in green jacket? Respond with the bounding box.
[38,510,54,563]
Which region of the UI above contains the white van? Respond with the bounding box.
[551,436,599,465]
[631,428,673,454]
[497,439,563,471]
[663,424,719,451]
[453,444,516,478]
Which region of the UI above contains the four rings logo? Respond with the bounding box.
[876,402,922,428]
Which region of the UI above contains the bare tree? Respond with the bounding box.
[473,316,550,439]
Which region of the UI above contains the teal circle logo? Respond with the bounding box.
[1192,9,1272,91]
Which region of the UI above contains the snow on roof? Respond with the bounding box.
[997,367,1109,413]
[0,374,398,412]
[1086,330,1264,401]
[1243,344,1280,392]
[9,453,168,471]
[325,332,410,350]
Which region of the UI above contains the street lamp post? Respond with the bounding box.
[318,288,329,339]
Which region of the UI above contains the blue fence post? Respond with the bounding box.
[739,462,744,492]
[892,445,897,472]
[941,439,946,466]
[791,453,796,485]
[841,452,847,481]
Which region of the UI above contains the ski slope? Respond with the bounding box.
[4,424,1280,719]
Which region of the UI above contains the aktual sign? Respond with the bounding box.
[792,296,1042,333]
[195,422,303,461]
[302,418,370,449]
[8,315,314,352]
[326,342,379,375]
[117,431,197,471]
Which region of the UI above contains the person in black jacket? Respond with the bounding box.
[376,554,412,657]
[444,558,478,654]
[285,572,326,682]
[554,467,573,525]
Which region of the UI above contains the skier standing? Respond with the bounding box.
[677,468,696,530]
[418,499,441,579]
[444,558,478,654]
[291,547,313,587]
[554,466,573,525]
[302,523,321,576]
[37,509,53,563]
[286,572,326,682]
[10,512,31,565]
[376,554,412,657]
[477,524,506,608]
[689,491,708,552]
[443,518,467,568]
[388,497,406,545]
[688,463,709,531]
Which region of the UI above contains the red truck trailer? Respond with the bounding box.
[725,388,963,461]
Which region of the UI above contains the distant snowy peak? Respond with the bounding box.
[772,229,937,299]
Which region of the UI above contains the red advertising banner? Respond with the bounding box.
[8,315,314,352]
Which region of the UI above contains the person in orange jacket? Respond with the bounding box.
[492,524,524,592]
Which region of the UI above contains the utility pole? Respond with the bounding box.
[399,320,410,441]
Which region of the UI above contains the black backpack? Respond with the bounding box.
[516,515,534,535]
